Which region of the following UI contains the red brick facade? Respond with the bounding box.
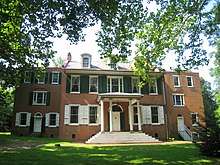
[12,63,204,142]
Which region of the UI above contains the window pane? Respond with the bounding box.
[49,114,56,126]
[90,77,98,92]
[151,107,158,123]
[52,73,59,84]
[187,77,192,86]
[83,57,89,67]
[133,107,138,124]
[192,114,197,125]
[71,77,79,92]
[70,106,78,123]
[174,76,179,87]
[173,95,184,106]
[112,78,119,92]
[89,107,97,123]
[20,113,27,125]
[132,78,139,93]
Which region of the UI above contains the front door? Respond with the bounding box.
[112,112,120,131]
[34,117,42,133]
[177,116,184,132]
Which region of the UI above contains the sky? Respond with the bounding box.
[51,24,216,87]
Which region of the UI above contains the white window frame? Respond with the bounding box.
[69,105,79,125]
[71,75,80,93]
[24,71,31,83]
[151,106,159,125]
[132,77,140,93]
[107,76,123,93]
[186,76,194,87]
[149,79,158,95]
[191,113,199,126]
[52,72,60,84]
[32,91,48,105]
[37,71,46,84]
[89,76,98,94]
[82,56,90,68]
[89,105,98,125]
[48,113,58,127]
[15,112,31,127]
[173,75,180,87]
[172,94,185,106]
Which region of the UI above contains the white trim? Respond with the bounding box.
[186,76,194,87]
[149,79,158,95]
[173,75,180,87]
[132,77,141,93]
[89,76,98,94]
[24,71,31,83]
[52,71,60,85]
[107,76,124,93]
[37,71,46,84]
[172,93,185,106]
[70,75,80,93]
[32,91,48,105]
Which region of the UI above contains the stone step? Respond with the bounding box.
[86,132,160,144]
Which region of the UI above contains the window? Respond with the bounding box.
[149,79,158,95]
[70,106,78,124]
[133,107,138,124]
[173,75,180,87]
[132,78,140,93]
[37,72,46,84]
[151,107,159,124]
[173,94,185,106]
[52,72,60,84]
[187,76,193,87]
[83,57,90,68]
[89,107,97,124]
[107,77,123,93]
[32,91,48,105]
[49,114,57,126]
[20,113,27,126]
[109,63,117,70]
[90,77,98,93]
[192,113,198,126]
[24,71,31,83]
[71,76,80,93]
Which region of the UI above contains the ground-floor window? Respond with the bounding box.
[89,107,98,124]
[133,107,138,124]
[151,107,159,124]
[15,112,31,127]
[70,106,78,124]
[45,113,59,127]
[191,113,199,126]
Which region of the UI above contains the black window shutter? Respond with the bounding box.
[41,117,45,133]
[45,72,49,84]
[59,73,62,84]
[157,77,162,95]
[123,76,132,93]
[29,92,33,105]
[66,75,71,93]
[80,76,89,93]
[31,72,35,83]
[29,117,34,133]
[140,78,149,94]
[46,92,50,105]
[49,73,52,84]
[98,76,107,93]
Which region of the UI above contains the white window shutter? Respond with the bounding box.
[15,113,20,126]
[64,105,70,124]
[97,106,101,124]
[27,113,31,126]
[79,105,88,124]
[56,113,60,127]
[159,106,165,124]
[141,106,147,124]
[45,113,49,126]
[146,106,151,124]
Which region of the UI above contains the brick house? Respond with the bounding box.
[12,53,204,142]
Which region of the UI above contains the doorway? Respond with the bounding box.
[34,113,42,133]
[177,115,184,132]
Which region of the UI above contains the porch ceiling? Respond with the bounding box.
[96,93,143,104]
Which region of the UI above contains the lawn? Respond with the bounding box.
[0,133,219,165]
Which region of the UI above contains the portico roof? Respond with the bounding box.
[96,93,143,103]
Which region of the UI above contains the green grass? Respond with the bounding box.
[0,133,219,165]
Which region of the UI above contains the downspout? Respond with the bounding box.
[162,73,169,141]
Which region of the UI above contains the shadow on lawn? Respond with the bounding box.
[1,144,219,165]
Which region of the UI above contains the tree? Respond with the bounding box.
[52,56,66,68]
[0,87,14,131]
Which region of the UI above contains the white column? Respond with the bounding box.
[129,99,133,132]
[101,99,104,132]
[109,99,113,132]
[137,100,142,132]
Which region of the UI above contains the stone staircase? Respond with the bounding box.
[86,132,160,144]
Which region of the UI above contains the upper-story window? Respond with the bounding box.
[172,94,185,106]
[107,77,123,93]
[149,79,158,95]
[24,71,31,83]
[89,76,98,93]
[52,72,60,84]
[132,78,140,93]
[37,72,46,84]
[82,57,90,68]
[32,91,48,105]
[71,76,80,93]
[186,76,193,87]
[173,75,180,87]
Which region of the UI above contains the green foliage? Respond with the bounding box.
[51,56,66,68]
[0,87,14,131]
